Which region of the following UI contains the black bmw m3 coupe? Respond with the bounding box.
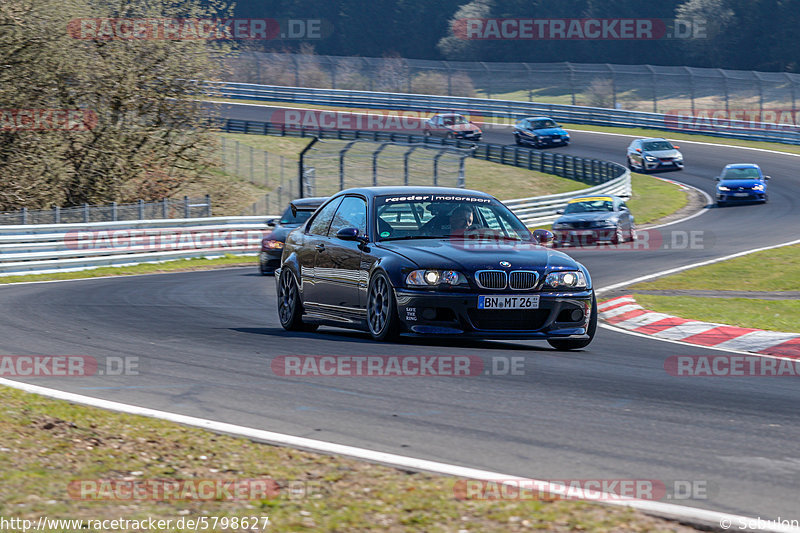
[276,187,597,350]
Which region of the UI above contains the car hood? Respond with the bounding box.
[532,127,567,136]
[376,238,580,272]
[718,179,763,188]
[447,123,480,131]
[644,149,681,158]
[556,212,618,223]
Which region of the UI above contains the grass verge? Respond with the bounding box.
[624,244,800,332]
[631,294,800,333]
[630,244,800,292]
[627,174,688,226]
[0,385,702,532]
[0,255,258,285]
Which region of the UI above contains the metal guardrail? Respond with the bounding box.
[0,195,212,226]
[0,217,275,277]
[0,174,630,277]
[206,81,800,145]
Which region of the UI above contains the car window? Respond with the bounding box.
[564,199,615,214]
[642,141,674,151]
[375,195,530,241]
[328,196,367,236]
[307,197,343,236]
[722,167,760,180]
[279,206,315,225]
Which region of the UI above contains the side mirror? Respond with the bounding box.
[765,175,771,180]
[635,148,642,153]
[672,145,680,149]
[619,205,628,211]
[266,218,276,227]
[337,227,368,243]
[714,177,720,181]
[555,209,564,215]
[532,229,554,244]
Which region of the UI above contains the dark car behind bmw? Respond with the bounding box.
[259,197,327,275]
[513,117,570,147]
[276,186,597,350]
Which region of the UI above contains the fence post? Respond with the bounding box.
[235,140,240,176]
[372,142,390,186]
[183,196,190,218]
[205,194,212,217]
[298,138,318,198]
[264,151,269,187]
[339,140,358,191]
[83,203,89,223]
[403,146,417,186]
[249,145,254,183]
[457,157,466,188]
[111,201,117,221]
[162,198,168,219]
[138,199,144,220]
[54,206,60,224]
[21,207,27,225]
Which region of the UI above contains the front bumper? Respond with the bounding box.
[260,251,282,272]
[643,158,683,171]
[552,228,616,246]
[394,289,593,339]
[453,131,481,140]
[717,191,766,202]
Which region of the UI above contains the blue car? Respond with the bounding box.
[513,117,570,147]
[715,164,770,206]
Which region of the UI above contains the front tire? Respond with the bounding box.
[366,272,400,341]
[277,269,317,332]
[547,293,597,351]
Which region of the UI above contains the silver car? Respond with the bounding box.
[626,138,683,173]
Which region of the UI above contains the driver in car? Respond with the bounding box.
[449,205,474,236]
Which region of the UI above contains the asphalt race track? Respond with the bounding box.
[3,101,800,519]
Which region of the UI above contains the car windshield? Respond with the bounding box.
[642,141,674,151]
[375,194,530,241]
[279,206,315,225]
[533,119,557,129]
[722,167,760,180]
[563,199,614,214]
[442,115,467,125]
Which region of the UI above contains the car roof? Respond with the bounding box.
[331,186,495,199]
[523,116,556,121]
[290,197,327,208]
[434,113,465,117]
[724,163,760,169]
[568,195,622,203]
[639,137,669,142]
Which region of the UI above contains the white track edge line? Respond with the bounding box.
[2,377,795,532]
[597,238,800,294]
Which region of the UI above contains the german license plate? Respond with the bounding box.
[734,192,750,197]
[478,295,540,310]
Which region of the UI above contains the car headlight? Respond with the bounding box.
[644,155,657,162]
[595,220,616,228]
[262,239,284,250]
[718,186,730,191]
[544,271,587,289]
[752,184,764,191]
[406,269,467,287]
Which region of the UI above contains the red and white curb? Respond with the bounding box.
[599,295,800,357]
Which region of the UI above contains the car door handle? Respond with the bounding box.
[315,243,325,252]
